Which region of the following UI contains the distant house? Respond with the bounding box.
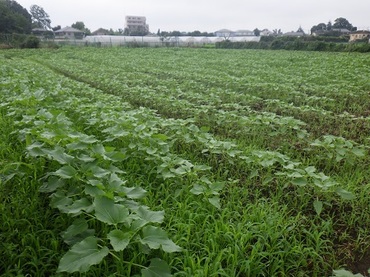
[92,28,110,36]
[215,29,234,38]
[55,26,84,39]
[332,28,351,35]
[234,30,254,36]
[31,28,54,39]
[312,30,326,36]
[349,30,370,42]
[283,31,305,37]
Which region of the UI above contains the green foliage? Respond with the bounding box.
[20,35,40,48]
[0,0,32,34]
[1,48,369,276]
[0,33,40,48]
[217,36,368,52]
[332,268,369,277]
[30,5,51,30]
[57,237,110,273]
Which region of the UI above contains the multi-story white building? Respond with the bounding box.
[125,16,149,34]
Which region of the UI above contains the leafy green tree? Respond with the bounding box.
[0,0,32,33]
[71,21,91,35]
[253,28,260,36]
[327,21,332,31]
[333,17,356,31]
[71,21,85,31]
[30,4,51,30]
[311,23,327,34]
[272,29,283,36]
[52,25,61,31]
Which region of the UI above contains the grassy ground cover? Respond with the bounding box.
[0,48,369,276]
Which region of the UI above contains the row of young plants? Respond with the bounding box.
[1,49,369,276]
[0,52,333,276]
[0,58,190,275]
[61,47,370,115]
[33,47,370,124]
[32,48,370,166]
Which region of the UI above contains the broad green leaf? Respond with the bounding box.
[161,170,176,179]
[61,218,95,245]
[79,135,98,144]
[39,177,65,193]
[62,218,89,240]
[335,188,355,200]
[77,154,96,163]
[249,169,259,179]
[190,184,206,195]
[54,165,77,179]
[104,151,126,162]
[209,182,225,193]
[107,229,131,251]
[291,177,307,187]
[313,200,323,216]
[141,225,182,253]
[135,124,146,132]
[142,258,172,277]
[305,166,316,174]
[67,141,88,150]
[351,147,365,157]
[193,164,211,172]
[136,206,164,224]
[57,236,109,273]
[208,196,221,209]
[50,191,73,210]
[108,173,125,189]
[122,186,147,199]
[85,184,105,197]
[44,146,74,164]
[146,148,157,155]
[332,269,364,277]
[171,166,188,175]
[94,196,130,225]
[26,141,45,157]
[65,198,93,215]
[92,144,106,155]
[88,165,111,178]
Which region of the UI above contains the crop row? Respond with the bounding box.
[1,49,369,276]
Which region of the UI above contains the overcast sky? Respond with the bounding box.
[16,0,370,33]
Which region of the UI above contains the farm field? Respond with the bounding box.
[0,47,369,276]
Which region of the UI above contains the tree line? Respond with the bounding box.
[0,0,364,41]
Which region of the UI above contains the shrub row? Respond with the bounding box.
[216,38,370,52]
[0,33,40,48]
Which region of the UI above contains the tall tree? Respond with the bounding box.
[327,21,332,31]
[71,21,91,35]
[333,17,356,31]
[310,23,327,34]
[0,0,32,33]
[30,4,51,30]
